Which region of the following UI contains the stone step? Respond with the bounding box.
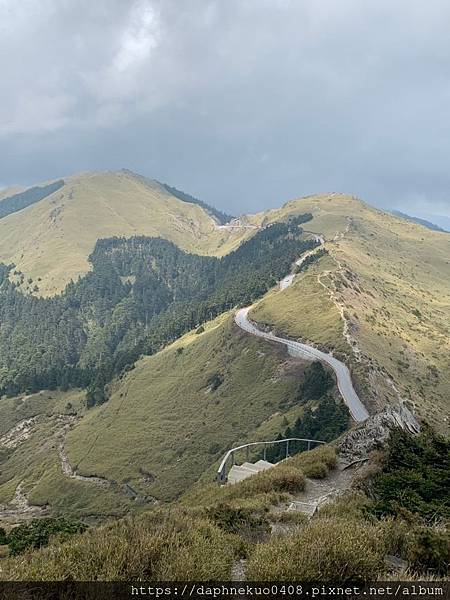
[240,462,263,472]
[228,465,258,484]
[254,460,274,470]
[227,460,275,484]
[287,500,318,517]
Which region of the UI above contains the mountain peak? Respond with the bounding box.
[0,171,248,296]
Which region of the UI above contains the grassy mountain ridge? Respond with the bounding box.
[249,193,450,431]
[2,429,448,581]
[158,181,233,225]
[0,186,25,202]
[0,188,448,581]
[0,312,339,516]
[0,219,314,399]
[0,170,253,296]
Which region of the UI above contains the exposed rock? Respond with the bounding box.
[230,559,247,582]
[0,417,41,449]
[384,555,409,573]
[338,403,420,464]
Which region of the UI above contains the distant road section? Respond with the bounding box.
[279,242,324,290]
[235,307,369,423]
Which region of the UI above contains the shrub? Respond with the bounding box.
[269,511,307,526]
[221,493,290,513]
[0,527,7,545]
[290,444,337,473]
[6,518,87,556]
[208,442,221,454]
[303,461,329,479]
[0,511,236,581]
[246,518,387,581]
[407,527,450,576]
[370,427,450,521]
[206,503,270,542]
[237,466,306,495]
[207,373,223,391]
[319,492,373,521]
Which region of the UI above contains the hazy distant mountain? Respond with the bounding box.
[390,209,448,232]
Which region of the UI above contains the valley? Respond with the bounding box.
[0,173,448,582]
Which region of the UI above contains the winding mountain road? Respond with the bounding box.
[235,307,369,423]
[279,241,324,290]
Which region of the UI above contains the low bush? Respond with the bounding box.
[0,527,7,545]
[206,503,270,542]
[268,511,307,526]
[370,427,450,521]
[290,444,337,474]
[5,518,87,556]
[302,461,329,479]
[239,466,306,495]
[319,491,374,521]
[0,511,237,581]
[246,517,387,581]
[407,527,450,576]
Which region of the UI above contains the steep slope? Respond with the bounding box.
[249,194,450,432]
[390,209,448,233]
[0,170,252,296]
[0,180,65,220]
[0,188,448,518]
[0,312,343,516]
[0,219,313,398]
[0,389,134,523]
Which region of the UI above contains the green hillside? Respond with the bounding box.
[0,312,343,517]
[2,428,448,581]
[391,209,448,233]
[0,218,314,399]
[0,185,448,581]
[249,194,450,431]
[0,180,64,220]
[0,186,24,202]
[0,171,253,296]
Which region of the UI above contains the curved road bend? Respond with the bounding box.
[235,307,369,423]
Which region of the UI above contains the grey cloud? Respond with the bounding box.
[1,0,450,224]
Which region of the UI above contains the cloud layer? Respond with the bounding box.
[1,0,450,222]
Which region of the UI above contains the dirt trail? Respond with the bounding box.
[0,482,48,524]
[58,443,110,488]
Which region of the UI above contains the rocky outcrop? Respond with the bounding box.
[338,403,420,464]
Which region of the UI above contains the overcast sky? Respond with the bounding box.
[1,0,450,226]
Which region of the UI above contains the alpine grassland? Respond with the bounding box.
[1,431,448,581]
[250,193,450,431]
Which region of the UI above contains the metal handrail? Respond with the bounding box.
[217,437,325,484]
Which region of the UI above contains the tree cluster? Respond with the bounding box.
[0,216,316,404]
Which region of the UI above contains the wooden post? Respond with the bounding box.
[246,446,250,461]
[286,440,290,458]
[263,446,267,461]
[307,440,311,451]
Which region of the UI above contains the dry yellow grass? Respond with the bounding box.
[0,171,252,296]
[0,510,237,581]
[247,193,450,431]
[246,517,387,581]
